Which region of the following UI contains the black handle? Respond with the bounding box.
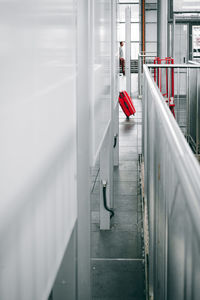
[102,184,114,219]
[113,134,118,148]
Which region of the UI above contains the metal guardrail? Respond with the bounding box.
[119,59,138,74]
[138,53,157,98]
[188,60,200,65]
[130,59,138,73]
[143,64,200,299]
[147,64,200,156]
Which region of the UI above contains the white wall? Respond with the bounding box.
[90,0,112,165]
[0,1,77,299]
[0,0,119,298]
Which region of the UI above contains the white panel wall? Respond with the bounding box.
[146,23,157,42]
[0,1,77,300]
[91,0,112,164]
[145,3,157,55]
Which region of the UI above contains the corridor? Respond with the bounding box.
[1,1,200,299]
[91,99,145,299]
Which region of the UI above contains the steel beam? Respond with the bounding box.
[125,6,131,95]
[157,0,168,58]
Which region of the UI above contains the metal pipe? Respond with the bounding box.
[142,0,145,61]
[186,68,190,142]
[147,64,200,68]
[173,14,176,60]
[138,54,141,97]
[168,64,171,108]
[157,0,168,58]
[138,54,157,58]
[188,60,200,65]
[177,67,180,124]
[138,53,158,98]
[125,7,131,96]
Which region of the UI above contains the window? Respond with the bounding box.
[131,24,139,41]
[118,2,140,59]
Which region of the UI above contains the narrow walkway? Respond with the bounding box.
[91,98,145,300]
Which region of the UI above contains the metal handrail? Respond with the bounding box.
[188,60,200,65]
[143,64,200,299]
[138,52,157,97]
[138,52,156,57]
[147,63,200,68]
[147,63,200,153]
[143,64,200,220]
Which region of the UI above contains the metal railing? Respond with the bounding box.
[188,60,200,65]
[147,64,200,158]
[119,59,138,74]
[138,53,157,98]
[143,64,200,299]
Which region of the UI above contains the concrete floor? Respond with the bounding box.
[91,95,145,300]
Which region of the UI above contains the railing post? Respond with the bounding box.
[177,67,180,123]
[186,67,190,143]
[138,54,141,98]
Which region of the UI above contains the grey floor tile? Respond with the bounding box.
[119,125,137,134]
[114,195,138,211]
[118,161,138,171]
[119,140,138,147]
[112,211,138,227]
[113,181,138,195]
[119,151,139,161]
[91,260,145,299]
[91,223,100,232]
[114,170,138,182]
[119,118,136,125]
[119,129,139,137]
[111,223,140,232]
[91,97,145,299]
[91,231,142,259]
[119,146,139,153]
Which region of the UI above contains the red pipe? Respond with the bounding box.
[172,58,174,98]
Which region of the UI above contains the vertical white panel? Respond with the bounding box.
[91,0,112,165]
[0,1,77,300]
[113,0,119,108]
[112,0,119,166]
[76,0,91,298]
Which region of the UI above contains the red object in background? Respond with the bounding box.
[154,57,175,118]
[119,91,136,118]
